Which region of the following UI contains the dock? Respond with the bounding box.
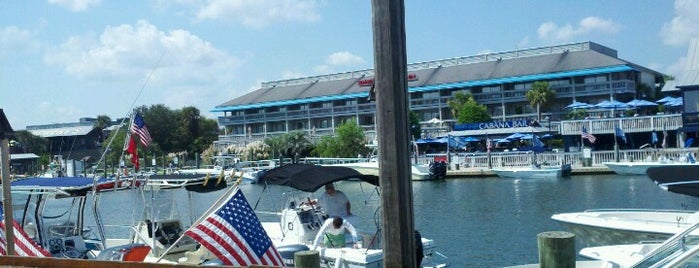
[446,166,615,178]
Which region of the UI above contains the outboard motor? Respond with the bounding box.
[429,162,447,180]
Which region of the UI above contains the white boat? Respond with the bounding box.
[551,209,699,247]
[603,161,691,175]
[327,161,444,181]
[491,164,571,179]
[255,163,450,268]
[579,213,699,268]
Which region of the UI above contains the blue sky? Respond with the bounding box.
[1,0,698,130]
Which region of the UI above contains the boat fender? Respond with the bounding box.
[276,244,310,267]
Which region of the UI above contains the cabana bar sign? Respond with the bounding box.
[453,119,533,131]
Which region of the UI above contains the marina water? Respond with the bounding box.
[87,174,699,267]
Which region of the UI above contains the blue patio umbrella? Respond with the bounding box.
[665,99,684,107]
[626,99,658,108]
[461,136,480,142]
[656,96,678,103]
[565,101,594,109]
[504,133,526,140]
[595,100,629,109]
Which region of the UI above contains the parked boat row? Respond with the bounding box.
[3,164,450,267]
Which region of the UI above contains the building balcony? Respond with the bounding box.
[559,113,682,135]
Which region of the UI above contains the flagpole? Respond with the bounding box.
[155,176,245,263]
[614,124,620,162]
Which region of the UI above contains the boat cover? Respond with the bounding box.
[647,165,699,197]
[10,177,115,197]
[258,163,379,192]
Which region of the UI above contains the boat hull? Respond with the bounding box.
[551,209,699,247]
[604,161,691,175]
[490,167,563,179]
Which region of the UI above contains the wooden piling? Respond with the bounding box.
[293,250,320,268]
[537,231,575,268]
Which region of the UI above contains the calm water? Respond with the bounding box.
[90,174,699,268]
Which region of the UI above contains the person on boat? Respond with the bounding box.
[311,217,359,249]
[318,183,352,218]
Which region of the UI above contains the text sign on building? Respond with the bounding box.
[453,119,533,131]
[357,73,418,87]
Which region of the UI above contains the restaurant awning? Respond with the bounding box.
[448,126,550,137]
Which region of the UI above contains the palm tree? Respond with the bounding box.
[526,81,556,121]
[285,131,311,163]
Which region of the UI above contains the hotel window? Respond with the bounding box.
[584,75,608,84]
[685,90,699,113]
[423,91,440,99]
[483,85,501,93]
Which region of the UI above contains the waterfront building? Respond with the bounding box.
[213,41,665,148]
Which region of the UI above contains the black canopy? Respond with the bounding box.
[258,163,379,192]
[647,165,699,197]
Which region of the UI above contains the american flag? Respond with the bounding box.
[184,188,284,267]
[131,113,152,147]
[0,207,51,257]
[581,127,596,144]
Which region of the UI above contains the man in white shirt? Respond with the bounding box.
[318,183,351,218]
[312,217,359,249]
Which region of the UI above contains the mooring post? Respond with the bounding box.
[537,231,575,268]
[294,250,320,268]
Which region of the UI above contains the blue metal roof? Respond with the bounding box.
[212,65,634,112]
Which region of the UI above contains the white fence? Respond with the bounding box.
[420,148,695,170]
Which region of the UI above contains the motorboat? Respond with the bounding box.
[491,164,571,179]
[254,163,450,268]
[579,212,699,267]
[604,160,692,175]
[6,176,152,261]
[326,161,446,181]
[551,209,699,247]
[647,164,699,197]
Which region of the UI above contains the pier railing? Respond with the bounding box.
[421,148,695,170]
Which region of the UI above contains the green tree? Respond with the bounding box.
[526,81,556,121]
[313,135,338,157]
[264,135,287,160]
[285,131,311,163]
[447,91,491,123]
[312,120,368,158]
[12,130,48,154]
[409,110,421,140]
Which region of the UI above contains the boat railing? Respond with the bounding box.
[419,147,695,170]
[630,220,699,267]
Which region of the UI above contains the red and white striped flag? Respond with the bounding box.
[0,220,51,257]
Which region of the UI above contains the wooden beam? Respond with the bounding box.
[371,0,416,267]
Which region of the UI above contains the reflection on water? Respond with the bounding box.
[81,174,699,267]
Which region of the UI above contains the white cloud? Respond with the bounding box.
[326,51,365,66]
[660,0,699,46]
[311,51,365,74]
[665,56,687,78]
[517,36,530,49]
[0,26,40,55]
[48,0,101,12]
[43,20,241,112]
[45,20,239,83]
[538,16,621,43]
[281,70,306,79]
[194,0,322,28]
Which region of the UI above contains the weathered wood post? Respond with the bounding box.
[0,109,16,255]
[537,231,575,268]
[371,0,416,267]
[294,250,320,268]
